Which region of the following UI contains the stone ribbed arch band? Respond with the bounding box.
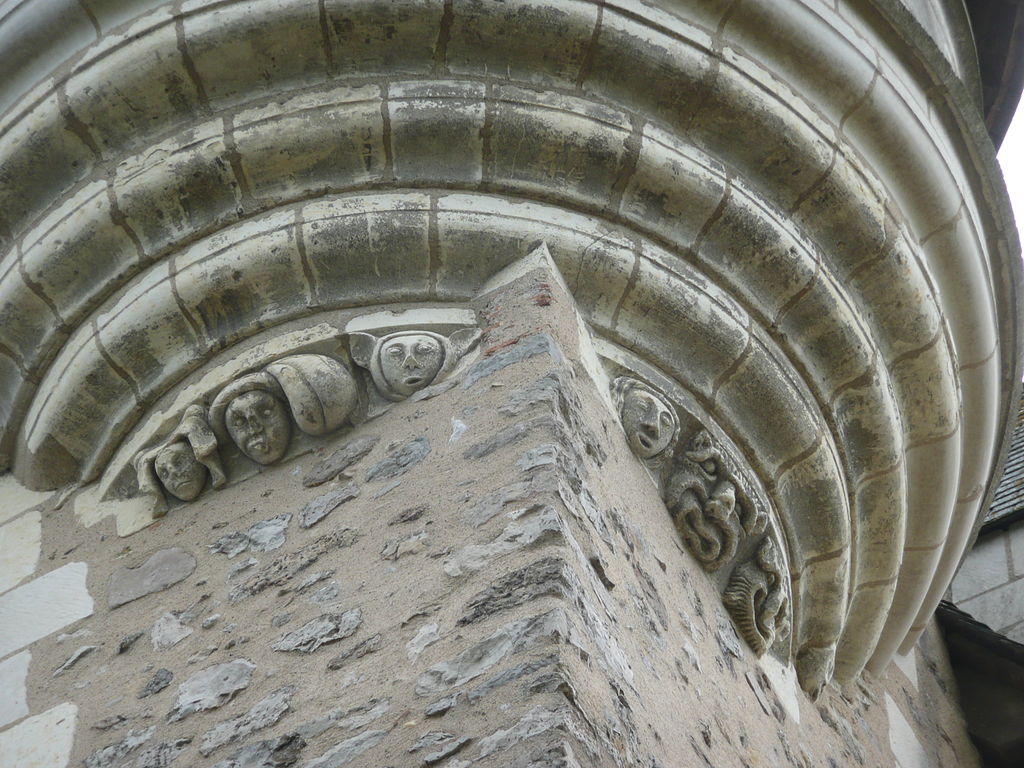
[0,0,1018,697]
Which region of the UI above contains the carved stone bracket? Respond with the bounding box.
[610,374,793,664]
[122,325,480,518]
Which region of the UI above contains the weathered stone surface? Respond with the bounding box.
[423,735,472,765]
[326,634,383,670]
[0,510,40,594]
[151,612,193,650]
[444,507,563,576]
[230,528,358,602]
[365,436,430,481]
[409,731,454,753]
[0,650,29,727]
[138,668,173,699]
[52,643,98,676]
[212,515,292,557]
[108,547,196,609]
[303,435,379,486]
[380,530,428,560]
[201,686,295,756]
[458,558,569,625]
[134,738,191,768]
[304,729,387,768]
[467,656,558,703]
[406,622,440,661]
[0,562,93,657]
[416,611,570,696]
[462,333,561,390]
[476,706,566,758]
[168,659,256,723]
[462,416,552,460]
[423,694,459,717]
[299,484,359,529]
[117,631,144,654]
[211,734,306,768]
[85,726,156,768]
[272,610,362,653]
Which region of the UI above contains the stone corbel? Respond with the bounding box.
[609,373,794,666]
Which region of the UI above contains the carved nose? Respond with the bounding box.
[403,354,419,370]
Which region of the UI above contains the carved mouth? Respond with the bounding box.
[404,376,424,386]
[246,438,268,453]
[637,434,653,450]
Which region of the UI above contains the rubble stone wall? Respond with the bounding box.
[0,256,981,768]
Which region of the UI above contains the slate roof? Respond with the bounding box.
[985,394,1024,529]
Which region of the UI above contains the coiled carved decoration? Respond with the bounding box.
[612,376,792,664]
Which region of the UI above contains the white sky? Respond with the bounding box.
[998,106,1024,240]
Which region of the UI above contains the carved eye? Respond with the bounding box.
[660,411,673,426]
[231,415,244,427]
[387,345,403,357]
[702,459,716,474]
[416,342,433,354]
[261,408,273,418]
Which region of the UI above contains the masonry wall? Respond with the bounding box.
[0,259,982,768]
[952,522,1024,643]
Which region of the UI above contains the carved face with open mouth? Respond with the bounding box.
[153,441,207,501]
[378,333,445,398]
[225,390,291,464]
[620,386,678,459]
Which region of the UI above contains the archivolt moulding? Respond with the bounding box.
[0,0,1018,698]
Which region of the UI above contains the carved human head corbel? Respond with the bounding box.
[211,373,292,465]
[134,404,227,516]
[211,354,358,465]
[350,328,481,401]
[611,376,680,460]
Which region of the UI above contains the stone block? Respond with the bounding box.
[1003,620,1024,645]
[182,0,327,110]
[20,181,139,330]
[620,123,726,247]
[301,194,432,306]
[389,81,485,185]
[172,214,310,348]
[107,547,197,608]
[445,0,597,86]
[0,511,40,594]
[0,476,50,526]
[93,268,209,404]
[487,85,630,209]
[959,577,1024,633]
[65,23,206,155]
[951,532,1009,602]
[1008,521,1024,577]
[885,693,931,768]
[0,261,62,371]
[0,562,93,658]
[0,702,77,768]
[0,94,97,239]
[0,0,94,114]
[112,120,241,257]
[20,329,139,486]
[234,85,385,205]
[322,0,440,78]
[0,650,30,728]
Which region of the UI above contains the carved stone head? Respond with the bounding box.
[350,328,481,401]
[611,377,680,459]
[134,404,226,517]
[153,441,207,502]
[224,389,291,465]
[378,333,445,398]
